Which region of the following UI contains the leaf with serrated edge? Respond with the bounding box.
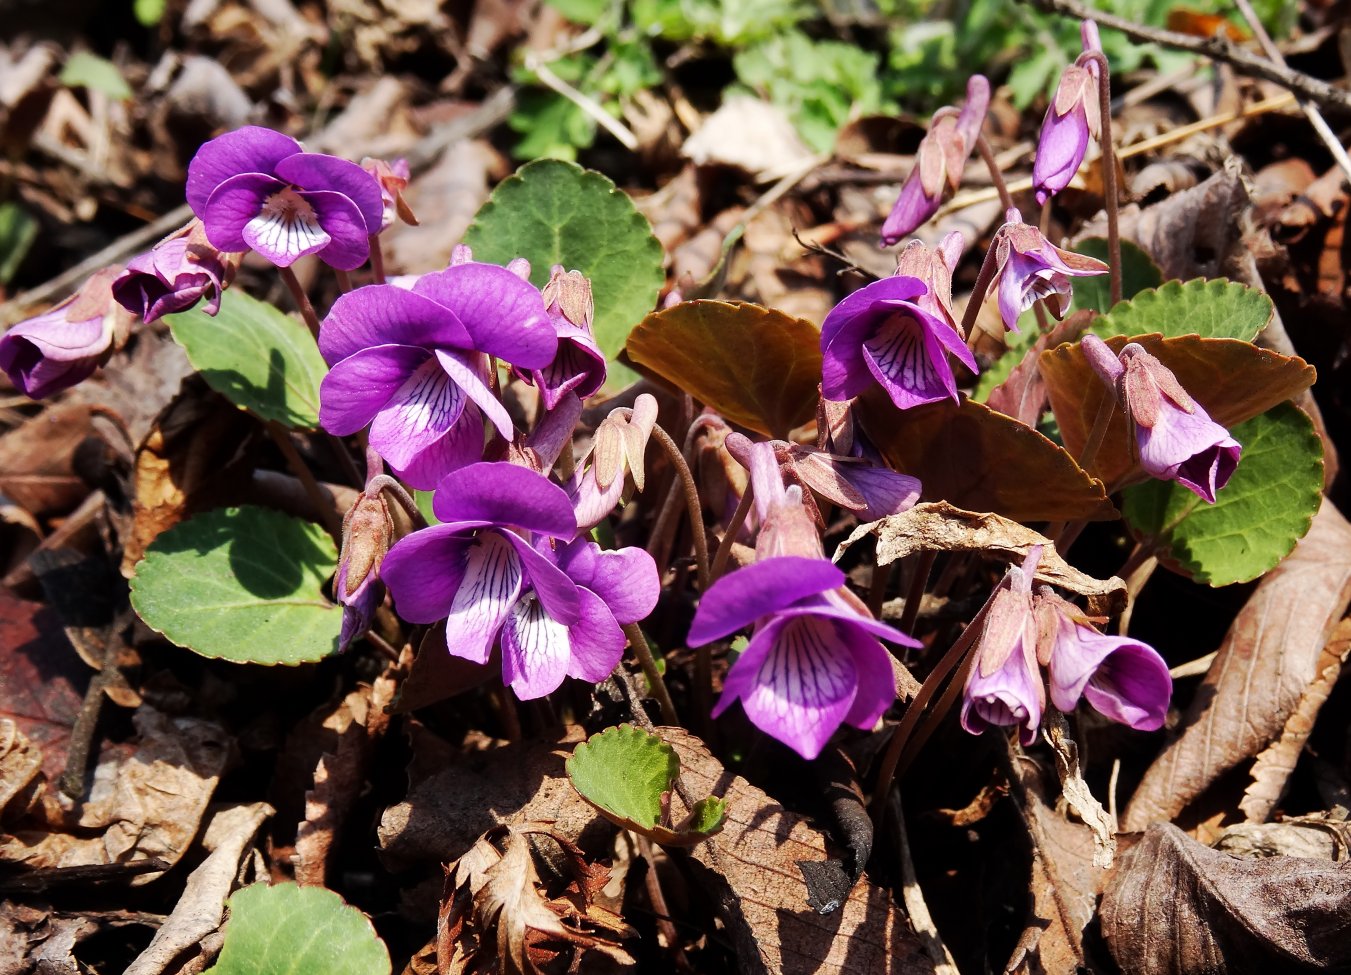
[204,882,389,975]
[625,300,822,438]
[130,506,340,665]
[167,291,328,429]
[1089,278,1272,341]
[1124,499,1351,831]
[464,159,664,389]
[1122,404,1323,586]
[1040,334,1315,489]
[566,724,725,846]
[855,390,1116,523]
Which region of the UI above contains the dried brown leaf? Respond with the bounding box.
[1101,823,1351,975]
[833,501,1126,610]
[1241,617,1351,823]
[659,728,933,975]
[0,719,42,822]
[0,402,94,516]
[1125,499,1351,831]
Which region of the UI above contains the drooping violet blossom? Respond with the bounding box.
[881,75,989,245]
[569,393,658,529]
[689,556,917,759]
[186,126,384,270]
[381,463,659,700]
[516,266,606,411]
[988,208,1108,332]
[960,548,1045,745]
[1037,590,1171,730]
[113,220,237,323]
[317,262,556,489]
[0,267,128,399]
[1033,22,1104,206]
[361,157,417,230]
[335,485,398,652]
[894,231,965,334]
[1081,334,1241,502]
[820,274,978,411]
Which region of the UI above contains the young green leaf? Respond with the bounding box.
[205,883,390,975]
[130,506,341,665]
[1069,238,1164,315]
[625,300,821,438]
[464,159,664,388]
[1090,278,1272,342]
[1122,403,1323,586]
[60,52,133,100]
[166,291,328,429]
[0,202,38,285]
[567,724,727,847]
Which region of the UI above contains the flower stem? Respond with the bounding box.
[869,597,991,822]
[975,134,1014,213]
[650,423,710,592]
[710,480,754,582]
[369,234,386,285]
[623,622,679,725]
[959,239,1002,342]
[366,473,429,530]
[277,265,323,339]
[266,421,342,540]
[896,550,937,637]
[334,269,353,293]
[1081,51,1122,307]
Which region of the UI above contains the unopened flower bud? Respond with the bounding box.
[336,489,396,651]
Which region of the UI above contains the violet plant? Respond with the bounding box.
[3,25,1322,875]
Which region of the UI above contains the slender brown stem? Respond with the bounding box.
[710,481,754,581]
[896,550,938,637]
[277,265,323,339]
[493,681,523,741]
[623,622,679,725]
[366,473,429,530]
[637,835,692,971]
[1117,546,1159,634]
[267,422,343,539]
[650,423,710,591]
[334,269,353,293]
[975,134,1014,213]
[369,234,386,284]
[870,598,992,821]
[959,241,1002,342]
[1080,51,1121,307]
[866,556,894,620]
[1076,385,1118,477]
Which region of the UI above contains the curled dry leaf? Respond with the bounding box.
[1241,616,1351,823]
[438,823,634,975]
[657,727,933,975]
[1213,814,1351,860]
[1101,822,1351,975]
[1125,499,1351,831]
[834,501,1126,612]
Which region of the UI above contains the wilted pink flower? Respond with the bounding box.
[361,157,417,230]
[0,268,128,399]
[1037,590,1171,730]
[516,266,606,411]
[1081,334,1241,502]
[1033,22,1104,205]
[960,548,1045,745]
[113,220,237,323]
[988,208,1108,332]
[335,485,397,652]
[881,76,990,245]
[569,394,657,529]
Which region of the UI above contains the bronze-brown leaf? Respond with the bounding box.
[1124,499,1351,830]
[854,390,1116,523]
[1040,333,1316,489]
[624,300,821,438]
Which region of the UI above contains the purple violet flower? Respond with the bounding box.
[186,126,384,270]
[960,548,1046,745]
[381,463,659,700]
[517,266,606,411]
[1033,22,1104,206]
[988,208,1109,332]
[112,220,237,323]
[894,231,965,334]
[689,556,918,759]
[1081,334,1241,502]
[0,267,128,400]
[317,261,557,489]
[881,76,989,246]
[1038,591,1171,731]
[820,274,978,411]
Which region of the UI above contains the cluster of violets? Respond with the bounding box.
[2,25,1241,759]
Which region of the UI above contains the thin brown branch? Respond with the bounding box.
[1021,0,1351,113]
